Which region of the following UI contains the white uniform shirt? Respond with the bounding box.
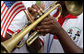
[62,13,83,49]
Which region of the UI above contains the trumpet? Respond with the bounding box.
[26,1,62,46]
[1,1,62,53]
[1,1,83,53]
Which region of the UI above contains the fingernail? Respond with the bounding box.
[33,9,36,11]
[37,30,39,32]
[38,10,40,13]
[40,8,42,11]
[37,27,40,29]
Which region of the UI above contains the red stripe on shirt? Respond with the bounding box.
[39,38,44,46]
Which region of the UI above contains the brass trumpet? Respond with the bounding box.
[1,1,83,53]
[26,1,62,46]
[1,1,62,53]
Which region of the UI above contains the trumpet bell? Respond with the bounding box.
[65,1,83,16]
[1,40,13,53]
[1,45,7,53]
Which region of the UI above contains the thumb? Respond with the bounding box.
[41,2,45,10]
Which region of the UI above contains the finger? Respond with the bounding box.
[41,2,45,10]
[35,4,43,15]
[28,7,32,12]
[28,7,38,16]
[37,29,51,33]
[41,20,54,25]
[42,17,53,22]
[41,33,46,36]
[32,28,36,31]
[28,7,36,13]
[32,4,41,14]
[36,25,51,29]
[35,4,43,11]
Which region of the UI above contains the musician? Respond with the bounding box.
[2,1,83,53]
[31,1,83,53]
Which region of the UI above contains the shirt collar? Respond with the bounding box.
[64,14,78,19]
[53,9,78,19]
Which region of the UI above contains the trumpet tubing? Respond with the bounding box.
[26,31,38,46]
[1,1,83,53]
[26,4,62,46]
[1,2,62,53]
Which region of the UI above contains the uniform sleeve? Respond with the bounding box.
[76,13,83,49]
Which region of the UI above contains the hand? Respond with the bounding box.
[27,3,63,36]
[36,15,63,36]
[28,3,45,17]
[27,3,45,31]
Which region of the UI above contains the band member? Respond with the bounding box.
[2,1,83,53]
[34,1,83,53]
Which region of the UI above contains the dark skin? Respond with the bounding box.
[27,4,45,53]
[2,2,83,53]
[29,2,83,53]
